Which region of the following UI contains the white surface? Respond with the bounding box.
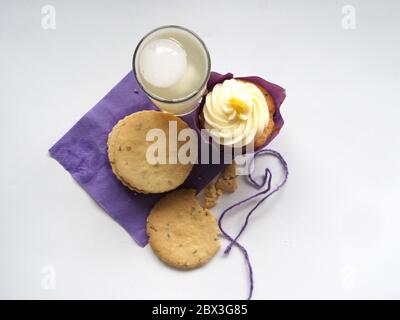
[1,0,400,299]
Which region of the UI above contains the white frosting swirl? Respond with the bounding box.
[203,79,269,146]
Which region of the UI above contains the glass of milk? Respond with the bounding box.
[133,25,211,115]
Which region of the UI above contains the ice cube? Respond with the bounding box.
[139,38,187,88]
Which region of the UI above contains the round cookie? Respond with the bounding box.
[107,110,194,193]
[147,189,220,269]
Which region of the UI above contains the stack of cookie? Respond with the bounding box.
[108,110,193,193]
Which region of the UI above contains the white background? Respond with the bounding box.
[1,0,400,299]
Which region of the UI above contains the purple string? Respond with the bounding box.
[218,149,289,300]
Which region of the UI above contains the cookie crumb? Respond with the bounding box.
[204,182,218,209]
[204,161,237,208]
[216,162,238,193]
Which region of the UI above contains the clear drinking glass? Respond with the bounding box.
[133,25,211,116]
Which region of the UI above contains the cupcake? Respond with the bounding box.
[107,110,193,194]
[200,78,275,150]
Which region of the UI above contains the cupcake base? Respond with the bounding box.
[253,83,276,150]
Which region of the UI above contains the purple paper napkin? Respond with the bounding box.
[49,71,285,247]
